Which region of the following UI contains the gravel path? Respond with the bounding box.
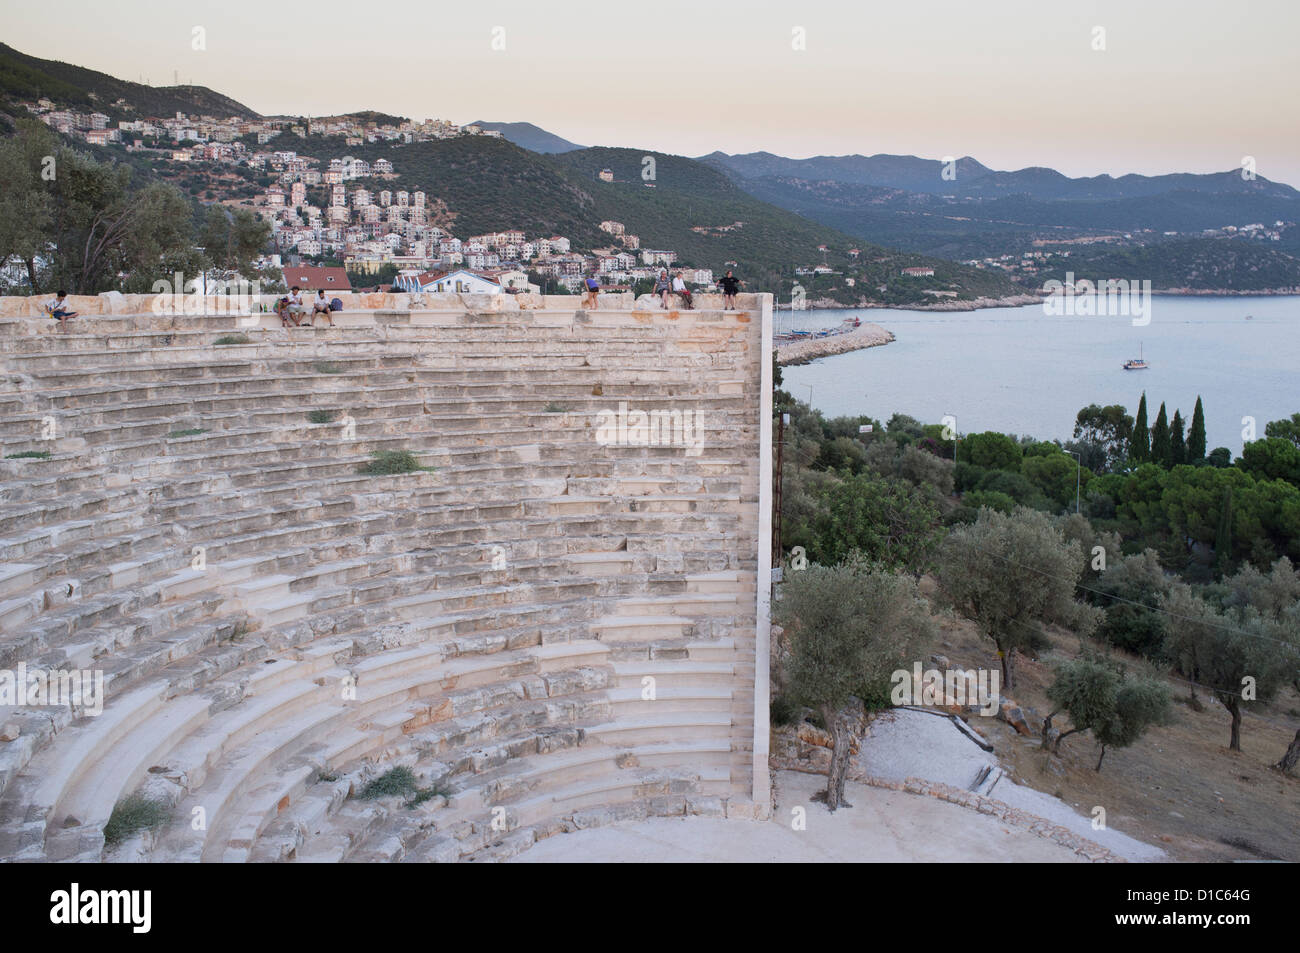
[857,709,1167,862]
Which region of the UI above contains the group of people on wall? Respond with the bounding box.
[39,270,746,327]
[582,269,743,311]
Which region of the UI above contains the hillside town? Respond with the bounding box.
[22,100,710,295]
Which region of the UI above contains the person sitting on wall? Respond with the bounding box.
[719,270,742,310]
[311,289,334,327]
[671,271,693,309]
[44,290,78,325]
[654,269,671,308]
[277,286,307,327]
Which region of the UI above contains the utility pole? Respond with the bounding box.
[773,412,787,567]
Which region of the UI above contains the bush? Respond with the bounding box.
[943,504,979,526]
[954,461,988,493]
[103,793,171,846]
[809,472,942,573]
[855,680,896,713]
[314,361,343,374]
[307,410,338,424]
[359,450,428,475]
[961,490,1017,514]
[213,333,250,345]
[167,428,208,438]
[358,766,418,800]
[357,765,449,808]
[814,435,868,474]
[975,469,1049,509]
[770,694,799,726]
[5,450,51,459]
[1091,550,1172,659]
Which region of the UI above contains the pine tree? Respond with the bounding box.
[1131,393,1150,462]
[1188,396,1207,462]
[1170,410,1187,465]
[1215,486,1233,573]
[1151,402,1171,466]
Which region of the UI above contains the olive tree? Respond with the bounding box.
[1043,651,1171,771]
[775,557,935,811]
[1161,584,1296,751]
[936,507,1098,690]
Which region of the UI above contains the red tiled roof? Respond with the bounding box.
[281,265,352,290]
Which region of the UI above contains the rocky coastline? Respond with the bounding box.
[777,321,895,366]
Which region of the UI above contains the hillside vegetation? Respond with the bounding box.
[0,42,256,123]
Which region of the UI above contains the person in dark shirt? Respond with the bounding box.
[719,270,742,310]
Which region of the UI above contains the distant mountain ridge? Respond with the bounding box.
[698,149,1300,265]
[471,121,584,154]
[701,150,1300,201]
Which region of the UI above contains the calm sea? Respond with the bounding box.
[779,295,1299,457]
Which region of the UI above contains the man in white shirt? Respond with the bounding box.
[44,290,78,325]
[311,289,334,326]
[671,273,693,310]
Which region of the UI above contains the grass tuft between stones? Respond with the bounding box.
[213,333,250,346]
[5,450,51,459]
[307,409,339,424]
[103,793,171,846]
[356,766,450,808]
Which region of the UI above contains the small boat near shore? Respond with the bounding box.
[1123,343,1149,370]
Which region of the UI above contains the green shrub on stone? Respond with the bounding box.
[359,450,429,475]
[103,793,171,846]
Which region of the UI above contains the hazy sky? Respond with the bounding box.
[7,0,1299,185]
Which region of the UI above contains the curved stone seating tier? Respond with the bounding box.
[0,301,770,862]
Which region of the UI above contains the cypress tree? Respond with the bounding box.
[1131,393,1150,462]
[1151,402,1171,466]
[1188,396,1207,462]
[1170,410,1187,465]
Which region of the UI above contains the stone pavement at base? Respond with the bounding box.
[509,770,1083,862]
[857,709,1166,862]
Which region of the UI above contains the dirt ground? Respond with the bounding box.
[919,593,1300,863]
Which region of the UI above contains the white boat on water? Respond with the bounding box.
[1124,343,1149,370]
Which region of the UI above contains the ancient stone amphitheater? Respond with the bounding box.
[0,290,773,862]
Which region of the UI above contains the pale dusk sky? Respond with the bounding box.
[5,0,1298,185]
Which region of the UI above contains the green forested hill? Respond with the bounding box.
[0,42,256,121]
[1033,239,1300,292]
[252,134,1020,300]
